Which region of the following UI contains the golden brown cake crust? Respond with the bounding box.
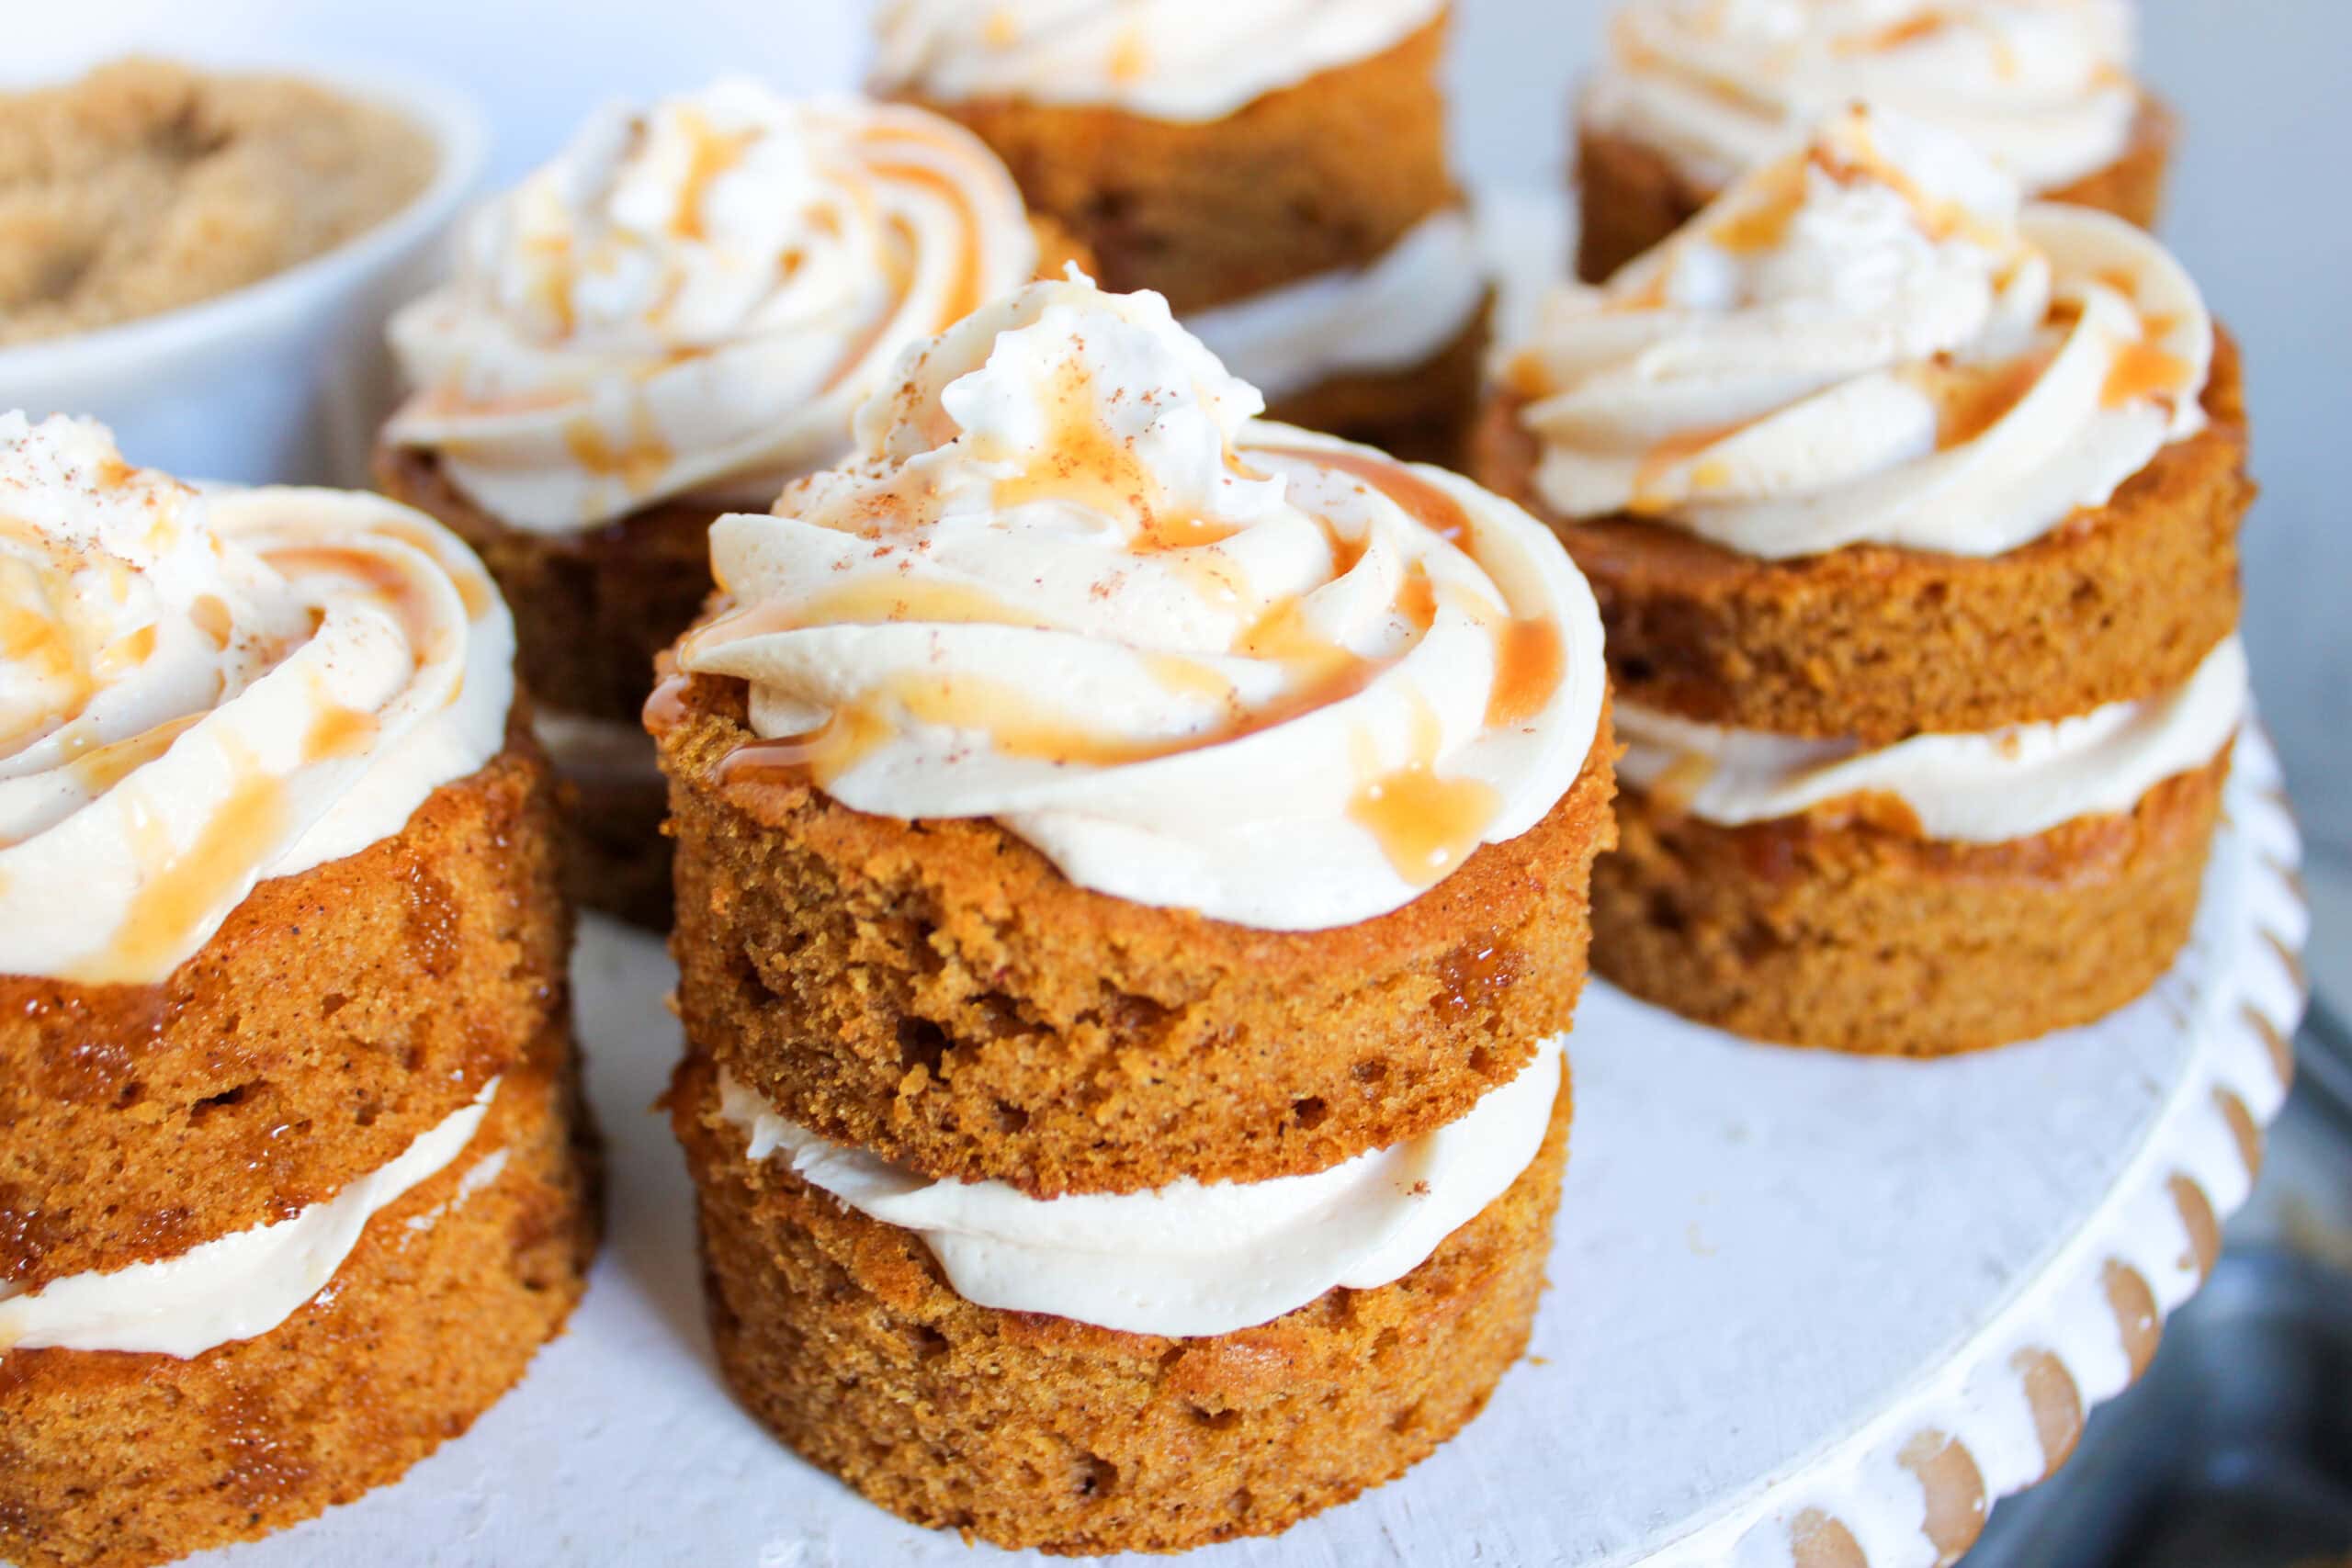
[673,1045,1568,1555]
[1592,746,2229,1055]
[1573,94,2176,283]
[0,1017,600,1568]
[1472,333,2252,743]
[909,17,1457,316]
[656,669,1612,1197]
[0,715,568,1290]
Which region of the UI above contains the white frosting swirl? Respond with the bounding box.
[0,1082,498,1359]
[1620,635,2246,841]
[1187,208,1487,400]
[387,82,1039,533]
[870,0,1444,121]
[674,276,1605,932]
[1585,0,2142,194]
[0,415,514,984]
[1511,107,2211,559]
[717,1040,1560,1337]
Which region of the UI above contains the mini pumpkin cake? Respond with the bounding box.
[653,275,1613,1551]
[870,0,1492,462]
[379,79,1070,925]
[1476,107,2251,1055]
[1575,0,2173,281]
[0,415,597,1568]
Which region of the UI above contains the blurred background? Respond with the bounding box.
[6,4,2348,1562]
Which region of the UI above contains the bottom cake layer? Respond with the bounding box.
[672,1048,1573,1554]
[1591,750,2230,1055]
[0,1020,601,1568]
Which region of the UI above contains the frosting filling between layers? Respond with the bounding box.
[386,82,1040,534]
[0,416,516,984]
[671,276,1608,932]
[0,1081,501,1359]
[1583,0,2141,194]
[1185,208,1487,400]
[1618,635,2247,841]
[716,1039,1561,1337]
[1512,106,2211,560]
[869,0,1445,122]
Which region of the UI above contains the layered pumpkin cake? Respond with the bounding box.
[379,79,1070,924]
[0,415,597,1568]
[653,275,1614,1550]
[1476,107,2251,1055]
[871,0,1492,461]
[1575,0,2173,281]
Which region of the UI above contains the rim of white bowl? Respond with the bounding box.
[0,63,489,384]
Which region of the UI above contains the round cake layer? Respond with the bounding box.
[0,1018,599,1568]
[659,671,1612,1197]
[672,1046,1568,1554]
[1591,745,2229,1055]
[1572,94,2177,284]
[910,16,1454,317]
[1472,334,2250,745]
[0,716,567,1290]
[1258,291,1493,466]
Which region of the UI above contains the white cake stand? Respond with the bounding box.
[189,730,2307,1568]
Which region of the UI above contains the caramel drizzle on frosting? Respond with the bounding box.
[704,437,1564,882]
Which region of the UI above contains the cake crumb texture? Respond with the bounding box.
[0,1017,600,1568]
[0,721,569,1289]
[1591,748,2229,1055]
[673,1046,1570,1555]
[0,58,435,344]
[659,672,1613,1196]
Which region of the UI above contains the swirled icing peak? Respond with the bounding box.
[1586,0,2142,193]
[0,414,514,984]
[673,275,1606,931]
[870,0,1445,122]
[387,82,1039,532]
[1509,106,2211,558]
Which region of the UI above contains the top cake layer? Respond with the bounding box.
[869,0,1445,122]
[385,81,1040,533]
[1585,0,2143,194]
[0,414,514,984]
[1509,105,2211,561]
[673,272,1606,932]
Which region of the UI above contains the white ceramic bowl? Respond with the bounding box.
[0,66,487,487]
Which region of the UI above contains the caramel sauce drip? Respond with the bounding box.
[190,592,235,649]
[79,750,289,985]
[2101,339,2193,411]
[563,412,673,499]
[670,108,757,243]
[990,359,1159,525]
[1251,445,1473,546]
[1916,345,2056,449]
[1709,160,1809,254]
[1347,696,1500,886]
[1838,11,1951,54]
[1645,750,1716,816]
[642,671,694,732]
[264,546,447,668]
[63,713,203,794]
[304,701,380,762]
[1486,618,1564,728]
